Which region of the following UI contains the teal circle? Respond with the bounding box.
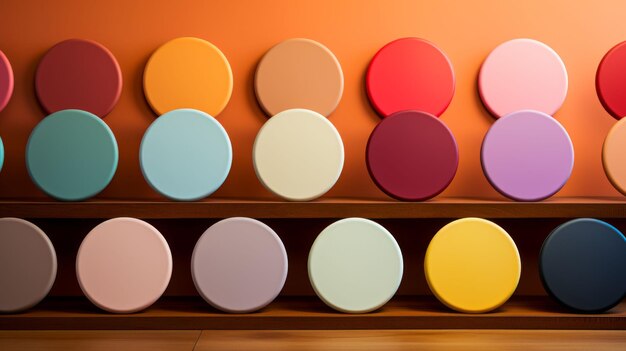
[0,137,4,173]
[26,109,118,201]
[140,108,232,201]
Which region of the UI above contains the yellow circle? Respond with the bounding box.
[143,37,233,116]
[424,218,521,313]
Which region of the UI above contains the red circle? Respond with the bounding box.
[366,110,459,201]
[366,38,455,118]
[36,39,122,118]
[597,41,626,120]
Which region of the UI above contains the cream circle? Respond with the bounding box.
[76,218,172,313]
[253,108,344,201]
[308,218,403,313]
[479,39,568,118]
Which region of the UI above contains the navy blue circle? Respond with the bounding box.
[540,218,626,313]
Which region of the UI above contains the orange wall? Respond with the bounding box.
[0,0,624,200]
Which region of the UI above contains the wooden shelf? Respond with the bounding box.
[1,197,626,218]
[1,297,624,330]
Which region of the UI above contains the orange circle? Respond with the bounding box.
[603,118,626,195]
[143,37,233,116]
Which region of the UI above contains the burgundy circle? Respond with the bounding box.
[366,110,459,201]
[35,39,122,117]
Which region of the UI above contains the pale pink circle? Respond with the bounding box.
[479,39,568,118]
[76,218,172,313]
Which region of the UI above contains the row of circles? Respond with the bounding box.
[1,38,626,201]
[1,216,624,314]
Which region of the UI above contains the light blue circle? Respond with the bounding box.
[140,108,232,201]
[26,109,118,201]
[0,137,4,173]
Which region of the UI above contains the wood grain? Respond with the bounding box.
[2,197,626,218]
[195,329,626,351]
[1,329,624,351]
[0,330,200,351]
[0,297,623,330]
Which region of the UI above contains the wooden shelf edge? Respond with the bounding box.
[2,197,626,218]
[1,297,624,330]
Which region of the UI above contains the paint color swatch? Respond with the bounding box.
[597,41,626,119]
[26,109,118,201]
[76,218,172,313]
[366,38,455,117]
[425,218,521,313]
[191,218,288,313]
[0,49,13,113]
[540,218,626,312]
[0,137,3,173]
[479,39,568,118]
[602,118,626,195]
[144,37,233,116]
[481,110,573,201]
[253,108,344,201]
[367,110,458,201]
[255,38,343,117]
[140,108,232,201]
[0,218,57,313]
[308,218,403,313]
[35,39,122,117]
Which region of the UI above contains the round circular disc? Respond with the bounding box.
[144,37,233,116]
[603,118,626,195]
[481,110,573,201]
[425,218,521,313]
[35,39,122,117]
[253,108,344,201]
[366,110,458,201]
[0,50,14,113]
[479,39,568,118]
[540,218,626,312]
[0,218,57,313]
[0,137,4,173]
[366,38,455,117]
[191,218,288,313]
[255,38,343,117]
[26,109,119,201]
[308,218,403,313]
[76,218,172,313]
[597,41,626,119]
[140,108,232,201]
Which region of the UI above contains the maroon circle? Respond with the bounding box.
[366,110,458,201]
[35,39,122,117]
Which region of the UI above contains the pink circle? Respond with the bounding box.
[76,218,172,313]
[0,50,13,113]
[366,38,455,117]
[479,39,568,118]
[481,110,574,201]
[191,218,288,313]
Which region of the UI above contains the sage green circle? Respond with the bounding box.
[26,109,118,201]
[308,218,403,313]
